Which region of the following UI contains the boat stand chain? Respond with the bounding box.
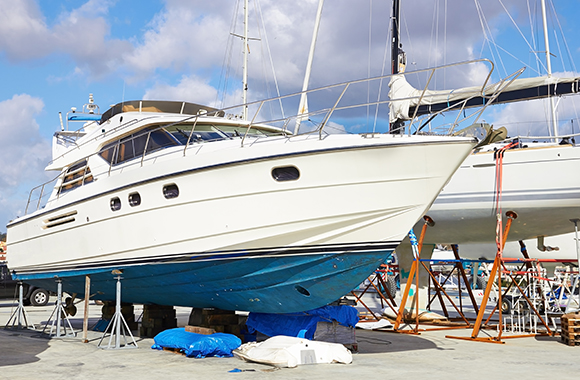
[98,274,137,349]
[4,282,35,330]
[43,279,76,338]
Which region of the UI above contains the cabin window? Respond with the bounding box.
[128,192,141,207]
[58,159,94,195]
[163,123,227,144]
[272,166,300,182]
[110,197,121,211]
[163,184,179,199]
[98,126,180,165]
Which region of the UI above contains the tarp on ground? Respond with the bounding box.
[234,335,353,368]
[246,305,358,340]
[151,328,241,358]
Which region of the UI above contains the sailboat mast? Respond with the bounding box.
[391,0,401,76]
[541,0,558,140]
[294,0,325,134]
[390,0,404,134]
[242,0,249,120]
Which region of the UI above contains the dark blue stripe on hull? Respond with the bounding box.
[18,249,393,314]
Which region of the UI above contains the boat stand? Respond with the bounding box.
[447,211,553,344]
[393,217,433,334]
[351,267,398,322]
[42,279,76,338]
[4,282,35,330]
[98,274,137,349]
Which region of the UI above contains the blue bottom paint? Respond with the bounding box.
[14,250,393,314]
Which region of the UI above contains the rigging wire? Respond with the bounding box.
[526,0,542,77]
[366,0,372,133]
[444,0,447,86]
[548,0,577,73]
[498,0,546,74]
[215,0,241,109]
[546,0,580,137]
[255,0,285,119]
[372,1,391,134]
[474,0,507,78]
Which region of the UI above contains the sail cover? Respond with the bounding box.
[389,74,580,123]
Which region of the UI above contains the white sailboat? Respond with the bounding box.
[391,0,580,259]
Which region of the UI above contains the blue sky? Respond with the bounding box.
[1,0,580,232]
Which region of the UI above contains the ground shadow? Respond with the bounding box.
[355,329,438,354]
[0,329,50,367]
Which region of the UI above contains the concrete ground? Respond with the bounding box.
[1,297,579,380]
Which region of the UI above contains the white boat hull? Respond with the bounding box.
[7,133,475,312]
[419,144,580,245]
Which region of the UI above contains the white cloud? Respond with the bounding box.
[123,5,230,79]
[0,0,51,60]
[143,75,219,106]
[0,94,52,228]
[0,0,132,77]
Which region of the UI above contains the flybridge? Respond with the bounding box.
[99,100,223,124]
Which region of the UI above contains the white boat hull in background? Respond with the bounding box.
[418,143,580,246]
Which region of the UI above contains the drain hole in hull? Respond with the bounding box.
[295,285,311,297]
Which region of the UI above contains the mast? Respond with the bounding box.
[541,0,558,140]
[389,0,405,134]
[242,0,249,120]
[391,0,401,76]
[294,0,325,134]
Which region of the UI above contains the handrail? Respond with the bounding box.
[25,173,60,214]
[22,58,527,216]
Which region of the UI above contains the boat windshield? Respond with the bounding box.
[163,123,282,143]
[98,121,287,166]
[99,126,179,165]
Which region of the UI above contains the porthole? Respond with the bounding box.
[163,184,179,199]
[128,192,141,207]
[272,166,300,182]
[110,197,121,211]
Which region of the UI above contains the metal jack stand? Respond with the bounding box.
[43,279,76,338]
[5,282,35,330]
[98,274,137,349]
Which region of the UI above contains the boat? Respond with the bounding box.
[5,78,479,313]
[447,231,579,276]
[390,0,580,258]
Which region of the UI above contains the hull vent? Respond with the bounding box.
[43,211,78,229]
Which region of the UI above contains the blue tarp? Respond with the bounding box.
[246,305,358,340]
[151,328,241,358]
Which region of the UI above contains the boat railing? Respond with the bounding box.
[23,59,535,215]
[206,58,511,146]
[47,117,143,168]
[412,67,526,135]
[24,174,60,215]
